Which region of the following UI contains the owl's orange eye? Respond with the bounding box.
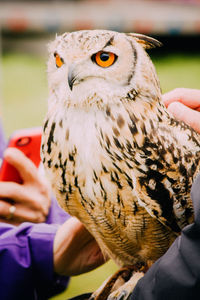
[54,53,64,68]
[92,51,117,68]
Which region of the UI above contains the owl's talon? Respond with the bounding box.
[107,289,129,300]
[88,268,144,300]
[107,289,128,300]
[107,290,128,300]
[117,291,127,300]
[106,271,144,300]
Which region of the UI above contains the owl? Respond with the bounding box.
[41,30,200,299]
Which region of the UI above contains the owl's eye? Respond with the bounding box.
[54,53,64,68]
[92,51,117,68]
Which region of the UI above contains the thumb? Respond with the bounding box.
[4,147,40,184]
[168,102,200,134]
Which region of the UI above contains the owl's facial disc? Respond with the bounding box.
[67,50,118,91]
[54,33,137,93]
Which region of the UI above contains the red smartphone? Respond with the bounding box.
[0,127,42,184]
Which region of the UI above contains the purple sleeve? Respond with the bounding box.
[0,222,69,299]
[0,122,70,297]
[46,194,70,225]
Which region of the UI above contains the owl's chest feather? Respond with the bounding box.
[43,107,148,260]
[47,106,132,202]
[42,102,198,266]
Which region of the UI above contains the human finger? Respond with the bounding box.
[0,181,40,206]
[168,101,200,134]
[0,200,46,225]
[0,181,49,217]
[3,148,51,209]
[0,201,16,220]
[163,88,200,110]
[0,181,29,202]
[3,148,43,185]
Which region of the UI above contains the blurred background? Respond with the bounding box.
[0,0,200,299]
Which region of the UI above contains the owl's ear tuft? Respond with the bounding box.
[47,41,55,54]
[47,33,65,54]
[126,33,162,49]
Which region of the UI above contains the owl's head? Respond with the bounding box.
[47,30,162,107]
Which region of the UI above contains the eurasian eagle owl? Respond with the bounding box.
[41,30,200,299]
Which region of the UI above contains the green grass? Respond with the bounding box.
[1,53,48,137]
[1,50,200,299]
[54,261,118,300]
[152,52,200,92]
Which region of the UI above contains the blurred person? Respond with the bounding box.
[0,115,69,298]
[0,121,67,226]
[0,208,104,300]
[130,88,200,300]
[0,117,105,299]
[0,147,52,226]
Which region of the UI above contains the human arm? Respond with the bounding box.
[0,221,63,299]
[0,217,105,299]
[54,217,106,276]
[0,147,51,225]
[163,88,200,133]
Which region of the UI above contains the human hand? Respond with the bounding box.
[0,147,51,225]
[54,217,107,276]
[163,88,200,134]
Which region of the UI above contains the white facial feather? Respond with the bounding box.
[47,30,158,109]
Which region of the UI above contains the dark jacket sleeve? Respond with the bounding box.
[130,173,200,300]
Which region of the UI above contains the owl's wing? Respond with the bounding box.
[132,173,193,234]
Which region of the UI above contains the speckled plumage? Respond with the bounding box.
[41,30,200,296]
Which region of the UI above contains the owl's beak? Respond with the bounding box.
[68,65,76,91]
